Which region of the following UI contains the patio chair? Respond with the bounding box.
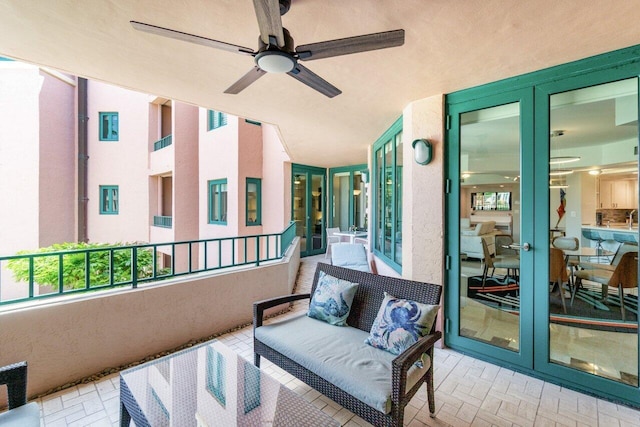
[330,243,372,273]
[0,361,40,427]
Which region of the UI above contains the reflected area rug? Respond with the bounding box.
[467,275,638,332]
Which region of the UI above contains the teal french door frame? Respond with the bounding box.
[532,67,640,404]
[446,44,640,406]
[291,164,327,257]
[445,88,535,369]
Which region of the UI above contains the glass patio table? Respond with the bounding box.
[120,340,339,427]
[334,231,368,244]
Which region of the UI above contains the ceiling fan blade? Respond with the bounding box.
[287,64,341,98]
[224,67,267,94]
[296,29,405,61]
[131,21,254,55]
[252,0,285,47]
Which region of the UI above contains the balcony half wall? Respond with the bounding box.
[0,238,300,403]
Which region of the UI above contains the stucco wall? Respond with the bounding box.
[86,81,150,243]
[38,70,77,247]
[198,110,239,240]
[0,239,300,402]
[0,63,42,255]
[402,95,445,336]
[262,124,292,232]
[172,102,199,243]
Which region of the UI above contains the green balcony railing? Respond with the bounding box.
[153,134,172,151]
[153,215,173,228]
[0,221,296,306]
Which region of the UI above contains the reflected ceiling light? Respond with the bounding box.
[588,169,602,176]
[294,175,301,185]
[549,177,569,189]
[549,169,574,176]
[549,156,581,164]
[353,189,362,196]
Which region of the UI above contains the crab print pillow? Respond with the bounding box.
[365,292,439,355]
[307,271,359,326]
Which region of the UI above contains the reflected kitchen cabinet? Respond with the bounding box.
[599,178,638,209]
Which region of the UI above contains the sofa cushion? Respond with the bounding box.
[0,402,40,427]
[255,315,430,414]
[365,292,439,356]
[307,271,358,326]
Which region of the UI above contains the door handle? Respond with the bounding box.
[509,242,532,251]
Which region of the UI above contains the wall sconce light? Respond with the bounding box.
[412,138,432,165]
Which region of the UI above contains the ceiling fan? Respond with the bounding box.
[131,0,404,98]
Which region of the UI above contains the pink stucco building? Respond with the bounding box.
[0,60,292,260]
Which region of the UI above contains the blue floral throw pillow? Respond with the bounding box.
[365,292,439,355]
[307,271,359,326]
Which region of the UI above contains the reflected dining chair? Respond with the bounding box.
[549,247,569,314]
[574,251,638,320]
[480,239,520,288]
[552,236,580,285]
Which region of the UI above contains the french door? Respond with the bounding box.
[446,63,640,405]
[447,88,535,368]
[292,164,326,257]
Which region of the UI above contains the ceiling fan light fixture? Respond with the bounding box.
[256,51,295,73]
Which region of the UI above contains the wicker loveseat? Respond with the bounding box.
[253,263,442,427]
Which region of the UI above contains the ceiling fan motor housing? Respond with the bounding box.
[255,28,296,73]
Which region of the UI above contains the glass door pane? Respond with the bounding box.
[548,78,639,385]
[311,173,324,253]
[293,173,308,254]
[332,172,350,230]
[459,102,521,352]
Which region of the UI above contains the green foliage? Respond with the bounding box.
[6,242,168,290]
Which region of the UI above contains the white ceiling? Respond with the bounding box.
[2,0,640,167]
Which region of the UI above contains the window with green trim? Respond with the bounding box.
[208,179,228,224]
[99,112,119,141]
[208,110,228,130]
[372,117,403,270]
[246,178,262,226]
[99,185,119,215]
